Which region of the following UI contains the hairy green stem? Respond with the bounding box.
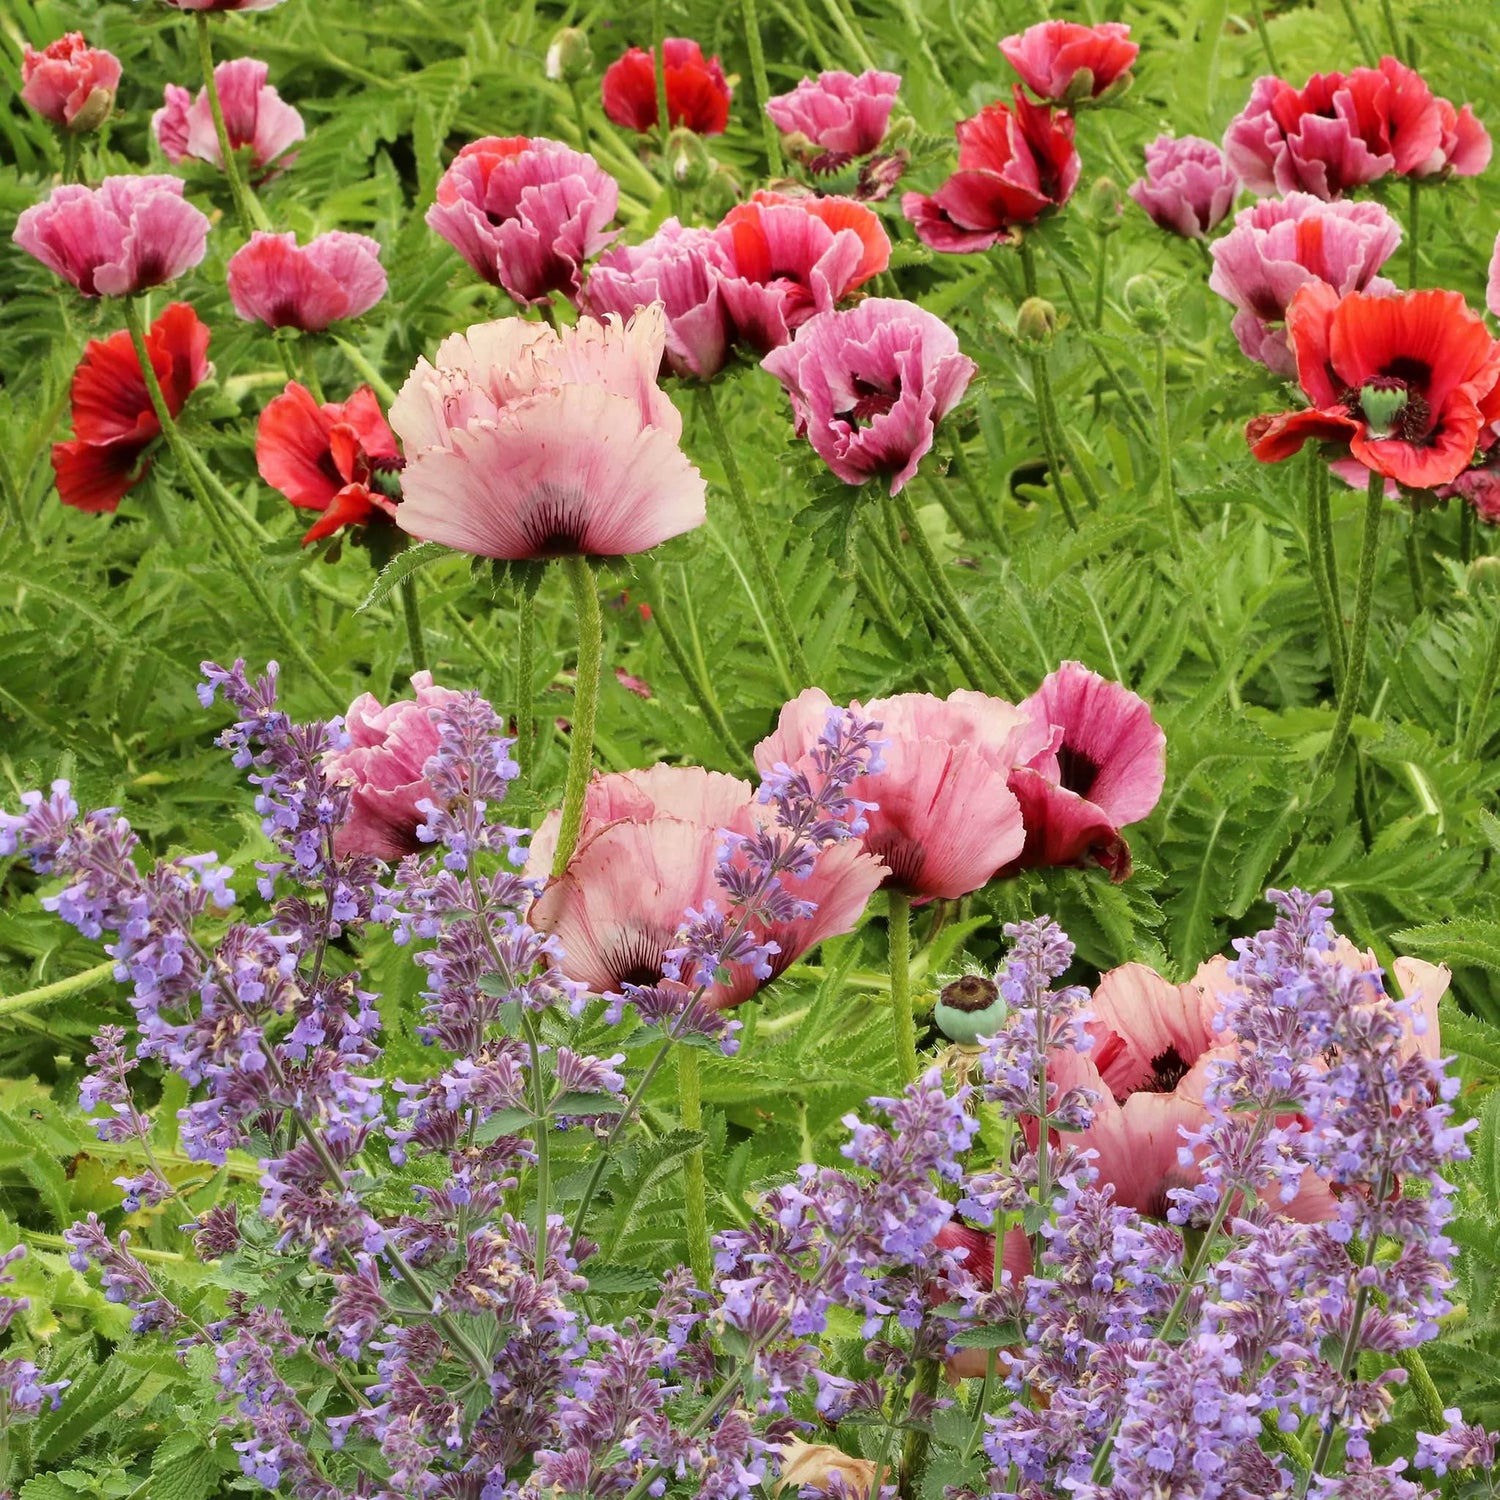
[899,1356,941,1495]
[651,0,672,154]
[1463,590,1500,760]
[552,554,603,876]
[400,575,427,674]
[677,1044,713,1287]
[61,130,81,185]
[332,336,398,406]
[195,14,268,234]
[1154,335,1183,560]
[1247,0,1280,71]
[568,80,591,153]
[888,890,916,1085]
[1404,516,1426,613]
[0,959,116,1018]
[1315,460,1347,671]
[1335,0,1380,63]
[741,0,783,173]
[1380,0,1404,57]
[1027,350,1078,530]
[1407,178,1420,288]
[514,575,539,789]
[1304,456,1346,697]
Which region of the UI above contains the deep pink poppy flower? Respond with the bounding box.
[153,58,304,178]
[999,20,1138,105]
[324,673,466,861]
[13,176,210,298]
[1002,662,1166,882]
[1128,135,1239,240]
[1415,95,1491,178]
[765,69,902,164]
[931,1219,1034,1380]
[901,87,1080,254]
[761,297,976,495]
[1208,193,1401,379]
[426,135,618,308]
[227,231,387,331]
[21,33,122,133]
[600,38,733,136]
[756,688,1041,902]
[390,306,706,561]
[583,219,732,381]
[527,765,885,1008]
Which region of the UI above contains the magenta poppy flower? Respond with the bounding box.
[227,231,387,332]
[1208,193,1401,378]
[426,135,618,308]
[999,20,1137,105]
[323,673,466,861]
[1416,95,1491,178]
[21,33,122,133]
[1002,662,1166,882]
[527,765,885,1007]
[390,306,706,561]
[13,176,210,298]
[153,58,304,177]
[765,69,902,164]
[583,219,732,381]
[757,688,1042,902]
[761,297,976,495]
[1128,135,1239,240]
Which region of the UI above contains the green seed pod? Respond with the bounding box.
[934,973,1006,1045]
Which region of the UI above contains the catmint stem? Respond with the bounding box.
[697,382,810,692]
[332,336,399,406]
[123,299,340,703]
[400,574,427,674]
[676,1044,713,1287]
[899,1356,941,1494]
[0,959,115,1018]
[1305,455,1346,695]
[888,890,916,1085]
[741,0,783,174]
[552,554,603,877]
[1463,587,1500,760]
[520,1008,551,1280]
[194,14,268,236]
[1247,0,1280,70]
[1407,178,1420,288]
[1153,335,1183,559]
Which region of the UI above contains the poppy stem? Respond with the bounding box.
[1334,0,1380,65]
[0,959,115,1019]
[61,131,81,186]
[1304,454,1346,696]
[194,14,269,237]
[1462,588,1500,761]
[1407,178,1420,289]
[1404,515,1426,613]
[122,298,340,704]
[568,80,591,154]
[552,553,603,877]
[514,571,539,793]
[888,890,916,1085]
[1153,334,1183,561]
[740,0,783,175]
[400,574,427,675]
[651,0,672,160]
[298,338,326,405]
[1461,496,1475,562]
[676,1044,713,1288]
[331,336,398,407]
[1247,0,1280,72]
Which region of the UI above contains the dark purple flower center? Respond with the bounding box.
[1147,1044,1189,1093]
[841,378,898,428]
[1055,742,1101,799]
[939,974,1001,1014]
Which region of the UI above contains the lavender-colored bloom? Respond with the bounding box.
[0,1355,69,1422]
[1417,1409,1500,1476]
[64,1215,181,1334]
[1128,134,1239,239]
[765,69,902,167]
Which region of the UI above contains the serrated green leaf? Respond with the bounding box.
[356,542,449,614]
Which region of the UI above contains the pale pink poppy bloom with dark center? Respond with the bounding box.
[21,33,122,133]
[153,58,304,178]
[227,231,387,332]
[765,69,902,166]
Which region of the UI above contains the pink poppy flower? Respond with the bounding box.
[712,190,891,355]
[527,765,885,1007]
[21,33,122,133]
[324,673,466,861]
[901,88,1080,254]
[1128,135,1239,240]
[600,38,733,137]
[1208,193,1401,379]
[426,135,618,308]
[12,176,210,298]
[1003,662,1166,882]
[152,58,304,178]
[756,688,1041,902]
[583,219,732,381]
[765,69,902,165]
[931,1219,1034,1380]
[1415,95,1491,178]
[226,231,387,332]
[389,306,706,561]
[760,297,977,495]
[999,20,1138,105]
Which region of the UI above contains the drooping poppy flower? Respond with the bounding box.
[1128,135,1239,241]
[323,674,466,861]
[901,88,1080,254]
[390,306,706,560]
[227,231,387,332]
[583,218,732,380]
[1247,284,1500,490]
[426,136,618,308]
[761,297,977,494]
[1208,193,1401,379]
[526,764,885,1008]
[1002,661,1167,882]
[601,38,733,136]
[756,688,1040,902]
[50,303,211,514]
[21,33,122,133]
[1415,95,1491,178]
[765,69,902,167]
[999,20,1138,105]
[256,382,401,544]
[153,58,303,178]
[13,176,211,298]
[713,190,891,354]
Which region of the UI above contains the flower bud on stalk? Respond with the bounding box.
[546,26,594,84]
[1123,274,1169,334]
[1016,296,1058,351]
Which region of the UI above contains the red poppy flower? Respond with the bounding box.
[999,20,1138,106]
[255,381,401,544]
[1247,283,1500,491]
[601,38,732,136]
[50,302,210,514]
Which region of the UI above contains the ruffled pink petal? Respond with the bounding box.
[1086,961,1219,1096]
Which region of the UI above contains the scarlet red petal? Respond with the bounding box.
[1248,408,1360,464]
[51,437,150,513]
[256,380,340,510]
[301,484,382,544]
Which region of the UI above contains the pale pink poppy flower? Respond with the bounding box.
[765,69,902,162]
[583,218,732,381]
[761,297,976,495]
[1209,193,1401,378]
[1003,662,1166,882]
[324,672,466,861]
[390,306,706,561]
[756,687,1041,902]
[998,20,1138,105]
[226,231,387,331]
[426,135,618,307]
[21,33,122,133]
[1128,135,1239,240]
[12,176,210,297]
[527,764,885,1007]
[153,58,304,177]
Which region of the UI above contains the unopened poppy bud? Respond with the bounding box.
[668,126,714,188]
[934,973,1005,1045]
[545,27,593,83]
[1085,174,1125,233]
[1016,296,1058,348]
[1470,555,1500,594]
[1123,274,1169,333]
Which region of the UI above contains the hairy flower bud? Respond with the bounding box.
[545,26,593,83]
[1123,274,1169,333]
[1085,173,1125,233]
[1016,296,1058,349]
[668,126,714,188]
